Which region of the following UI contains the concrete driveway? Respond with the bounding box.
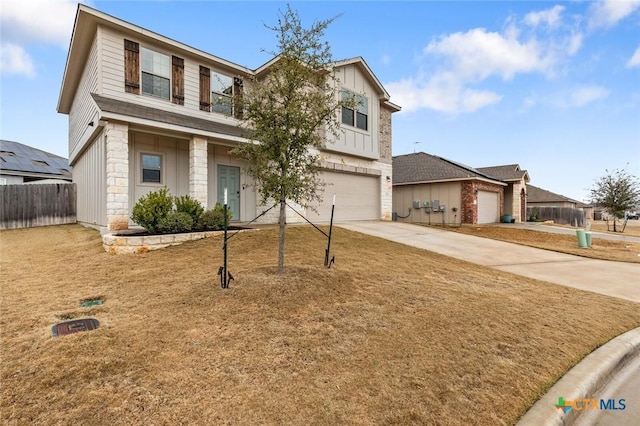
[338,221,640,303]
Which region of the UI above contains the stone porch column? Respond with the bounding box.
[379,162,393,220]
[189,136,208,209]
[105,122,129,231]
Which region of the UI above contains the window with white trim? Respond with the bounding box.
[141,153,163,184]
[211,71,233,115]
[141,47,171,100]
[341,91,368,131]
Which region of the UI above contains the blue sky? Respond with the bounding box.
[1,0,639,202]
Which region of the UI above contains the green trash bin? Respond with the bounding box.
[585,232,592,247]
[576,229,588,248]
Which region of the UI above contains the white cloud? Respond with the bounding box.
[424,28,552,81]
[385,72,502,114]
[524,5,565,28]
[566,86,610,107]
[0,42,35,77]
[627,46,640,68]
[381,54,391,66]
[0,0,81,47]
[588,0,640,30]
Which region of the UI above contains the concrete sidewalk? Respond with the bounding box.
[338,221,640,303]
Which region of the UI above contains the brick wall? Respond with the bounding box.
[461,180,504,224]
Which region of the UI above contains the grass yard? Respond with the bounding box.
[444,225,640,263]
[2,224,640,425]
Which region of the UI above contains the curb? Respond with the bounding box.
[517,326,640,425]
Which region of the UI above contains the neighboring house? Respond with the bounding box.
[526,184,593,220]
[476,164,529,223]
[0,140,72,185]
[393,152,507,224]
[57,5,400,231]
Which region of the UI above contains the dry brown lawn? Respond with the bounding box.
[444,225,640,263]
[2,224,640,425]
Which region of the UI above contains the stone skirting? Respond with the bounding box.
[103,230,239,254]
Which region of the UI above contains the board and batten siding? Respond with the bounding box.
[128,131,189,221]
[73,132,107,227]
[393,182,463,224]
[99,27,242,130]
[69,33,100,163]
[328,64,380,160]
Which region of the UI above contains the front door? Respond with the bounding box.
[217,165,240,220]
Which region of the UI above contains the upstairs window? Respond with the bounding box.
[141,47,170,100]
[211,71,233,115]
[141,153,162,184]
[341,91,368,131]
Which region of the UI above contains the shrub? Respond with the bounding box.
[157,211,194,234]
[198,203,233,231]
[175,195,204,227]
[131,187,174,234]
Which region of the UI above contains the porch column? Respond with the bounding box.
[380,162,393,220]
[105,122,129,231]
[189,136,208,209]
[513,182,523,222]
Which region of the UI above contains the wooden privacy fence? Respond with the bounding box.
[526,206,585,227]
[0,183,76,230]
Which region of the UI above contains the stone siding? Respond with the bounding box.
[379,105,392,163]
[189,136,208,208]
[105,122,129,231]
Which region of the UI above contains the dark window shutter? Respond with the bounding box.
[124,39,140,94]
[199,66,211,112]
[172,56,184,105]
[233,77,243,119]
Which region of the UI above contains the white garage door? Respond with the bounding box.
[477,191,499,224]
[309,172,380,222]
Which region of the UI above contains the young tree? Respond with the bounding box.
[232,5,349,274]
[589,167,640,232]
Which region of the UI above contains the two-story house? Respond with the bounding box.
[57,5,400,231]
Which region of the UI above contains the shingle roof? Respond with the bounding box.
[476,164,529,181]
[527,184,583,205]
[393,152,502,185]
[91,94,247,139]
[0,140,72,179]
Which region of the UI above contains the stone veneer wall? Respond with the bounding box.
[379,105,392,163]
[512,181,525,222]
[189,136,208,209]
[105,122,129,231]
[460,180,505,224]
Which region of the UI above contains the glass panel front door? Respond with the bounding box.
[217,165,240,220]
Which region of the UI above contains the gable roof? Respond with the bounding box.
[59,5,400,114]
[0,140,72,180]
[527,184,584,205]
[393,152,505,186]
[476,164,530,182]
